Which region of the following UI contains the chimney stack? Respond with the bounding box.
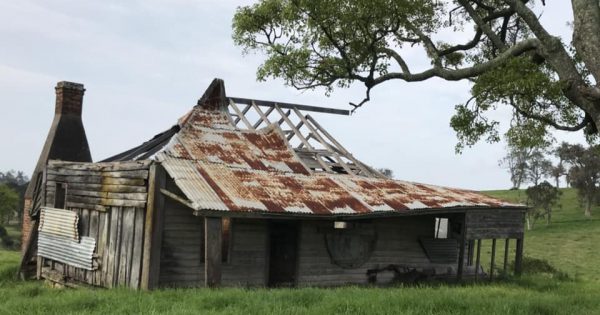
[55,81,85,116]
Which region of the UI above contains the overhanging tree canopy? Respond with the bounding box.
[232,0,600,151]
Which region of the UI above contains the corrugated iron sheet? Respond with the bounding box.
[38,232,96,270]
[157,108,523,215]
[39,207,79,240]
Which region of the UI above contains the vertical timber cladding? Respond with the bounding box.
[465,209,526,240]
[296,217,441,287]
[158,176,269,288]
[42,160,151,288]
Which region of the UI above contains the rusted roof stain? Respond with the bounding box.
[157,105,522,216]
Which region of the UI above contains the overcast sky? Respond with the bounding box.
[0,0,586,190]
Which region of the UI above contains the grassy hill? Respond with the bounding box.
[484,188,600,281]
[0,188,599,314]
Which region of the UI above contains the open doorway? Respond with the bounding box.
[268,221,298,287]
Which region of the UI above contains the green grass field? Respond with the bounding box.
[0,188,598,314]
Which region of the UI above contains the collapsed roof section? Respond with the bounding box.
[104,79,522,216]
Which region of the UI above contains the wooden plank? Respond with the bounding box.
[68,190,148,201]
[204,216,222,287]
[160,188,194,210]
[47,168,101,177]
[118,207,135,286]
[229,97,350,116]
[250,100,272,128]
[274,105,331,171]
[101,170,149,179]
[295,110,354,175]
[503,238,510,277]
[130,207,145,289]
[67,195,146,208]
[104,177,146,186]
[48,182,147,193]
[79,209,90,282]
[252,105,275,129]
[65,201,106,212]
[490,238,496,280]
[475,239,481,280]
[47,174,102,184]
[141,164,166,290]
[97,212,108,286]
[515,238,524,276]
[87,211,99,285]
[106,207,119,288]
[229,100,254,129]
[112,207,123,287]
[48,160,152,171]
[36,256,42,280]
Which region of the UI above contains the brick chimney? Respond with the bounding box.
[22,81,93,253]
[55,81,85,116]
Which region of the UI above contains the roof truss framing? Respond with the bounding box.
[227,98,383,178]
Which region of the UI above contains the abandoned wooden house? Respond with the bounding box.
[20,79,526,289]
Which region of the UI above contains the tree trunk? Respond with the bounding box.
[585,197,593,218]
[526,216,532,230]
[546,208,552,225]
[555,176,560,188]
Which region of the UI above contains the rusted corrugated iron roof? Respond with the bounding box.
[156,105,522,216]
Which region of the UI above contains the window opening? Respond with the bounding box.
[54,182,67,209]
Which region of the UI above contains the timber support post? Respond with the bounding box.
[456,214,466,282]
[503,238,510,277]
[515,237,524,276]
[490,239,496,280]
[474,239,481,280]
[205,216,222,287]
[140,163,166,290]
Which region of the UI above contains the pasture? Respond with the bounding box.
[0,188,598,315]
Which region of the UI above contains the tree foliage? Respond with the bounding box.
[562,144,600,217]
[0,184,19,225]
[233,0,600,151]
[525,181,561,229]
[0,170,29,224]
[499,139,551,189]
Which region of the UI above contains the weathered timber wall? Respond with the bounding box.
[465,209,525,240]
[296,217,444,286]
[159,193,268,287]
[221,219,267,286]
[159,197,204,287]
[41,160,150,289]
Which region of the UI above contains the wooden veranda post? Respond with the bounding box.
[503,239,510,277]
[205,217,222,287]
[490,239,496,280]
[515,237,524,276]
[475,239,482,280]
[140,163,166,290]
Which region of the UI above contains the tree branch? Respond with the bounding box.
[457,0,507,51]
[509,97,591,131]
[372,38,540,84]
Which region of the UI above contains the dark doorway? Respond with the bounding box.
[268,221,299,287]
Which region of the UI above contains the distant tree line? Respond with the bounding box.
[0,170,29,225]
[500,141,600,227]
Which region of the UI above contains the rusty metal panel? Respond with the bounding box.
[173,109,310,175]
[159,154,228,211]
[38,207,79,240]
[38,232,96,270]
[157,106,523,215]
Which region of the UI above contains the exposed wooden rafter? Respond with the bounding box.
[227,98,382,178]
